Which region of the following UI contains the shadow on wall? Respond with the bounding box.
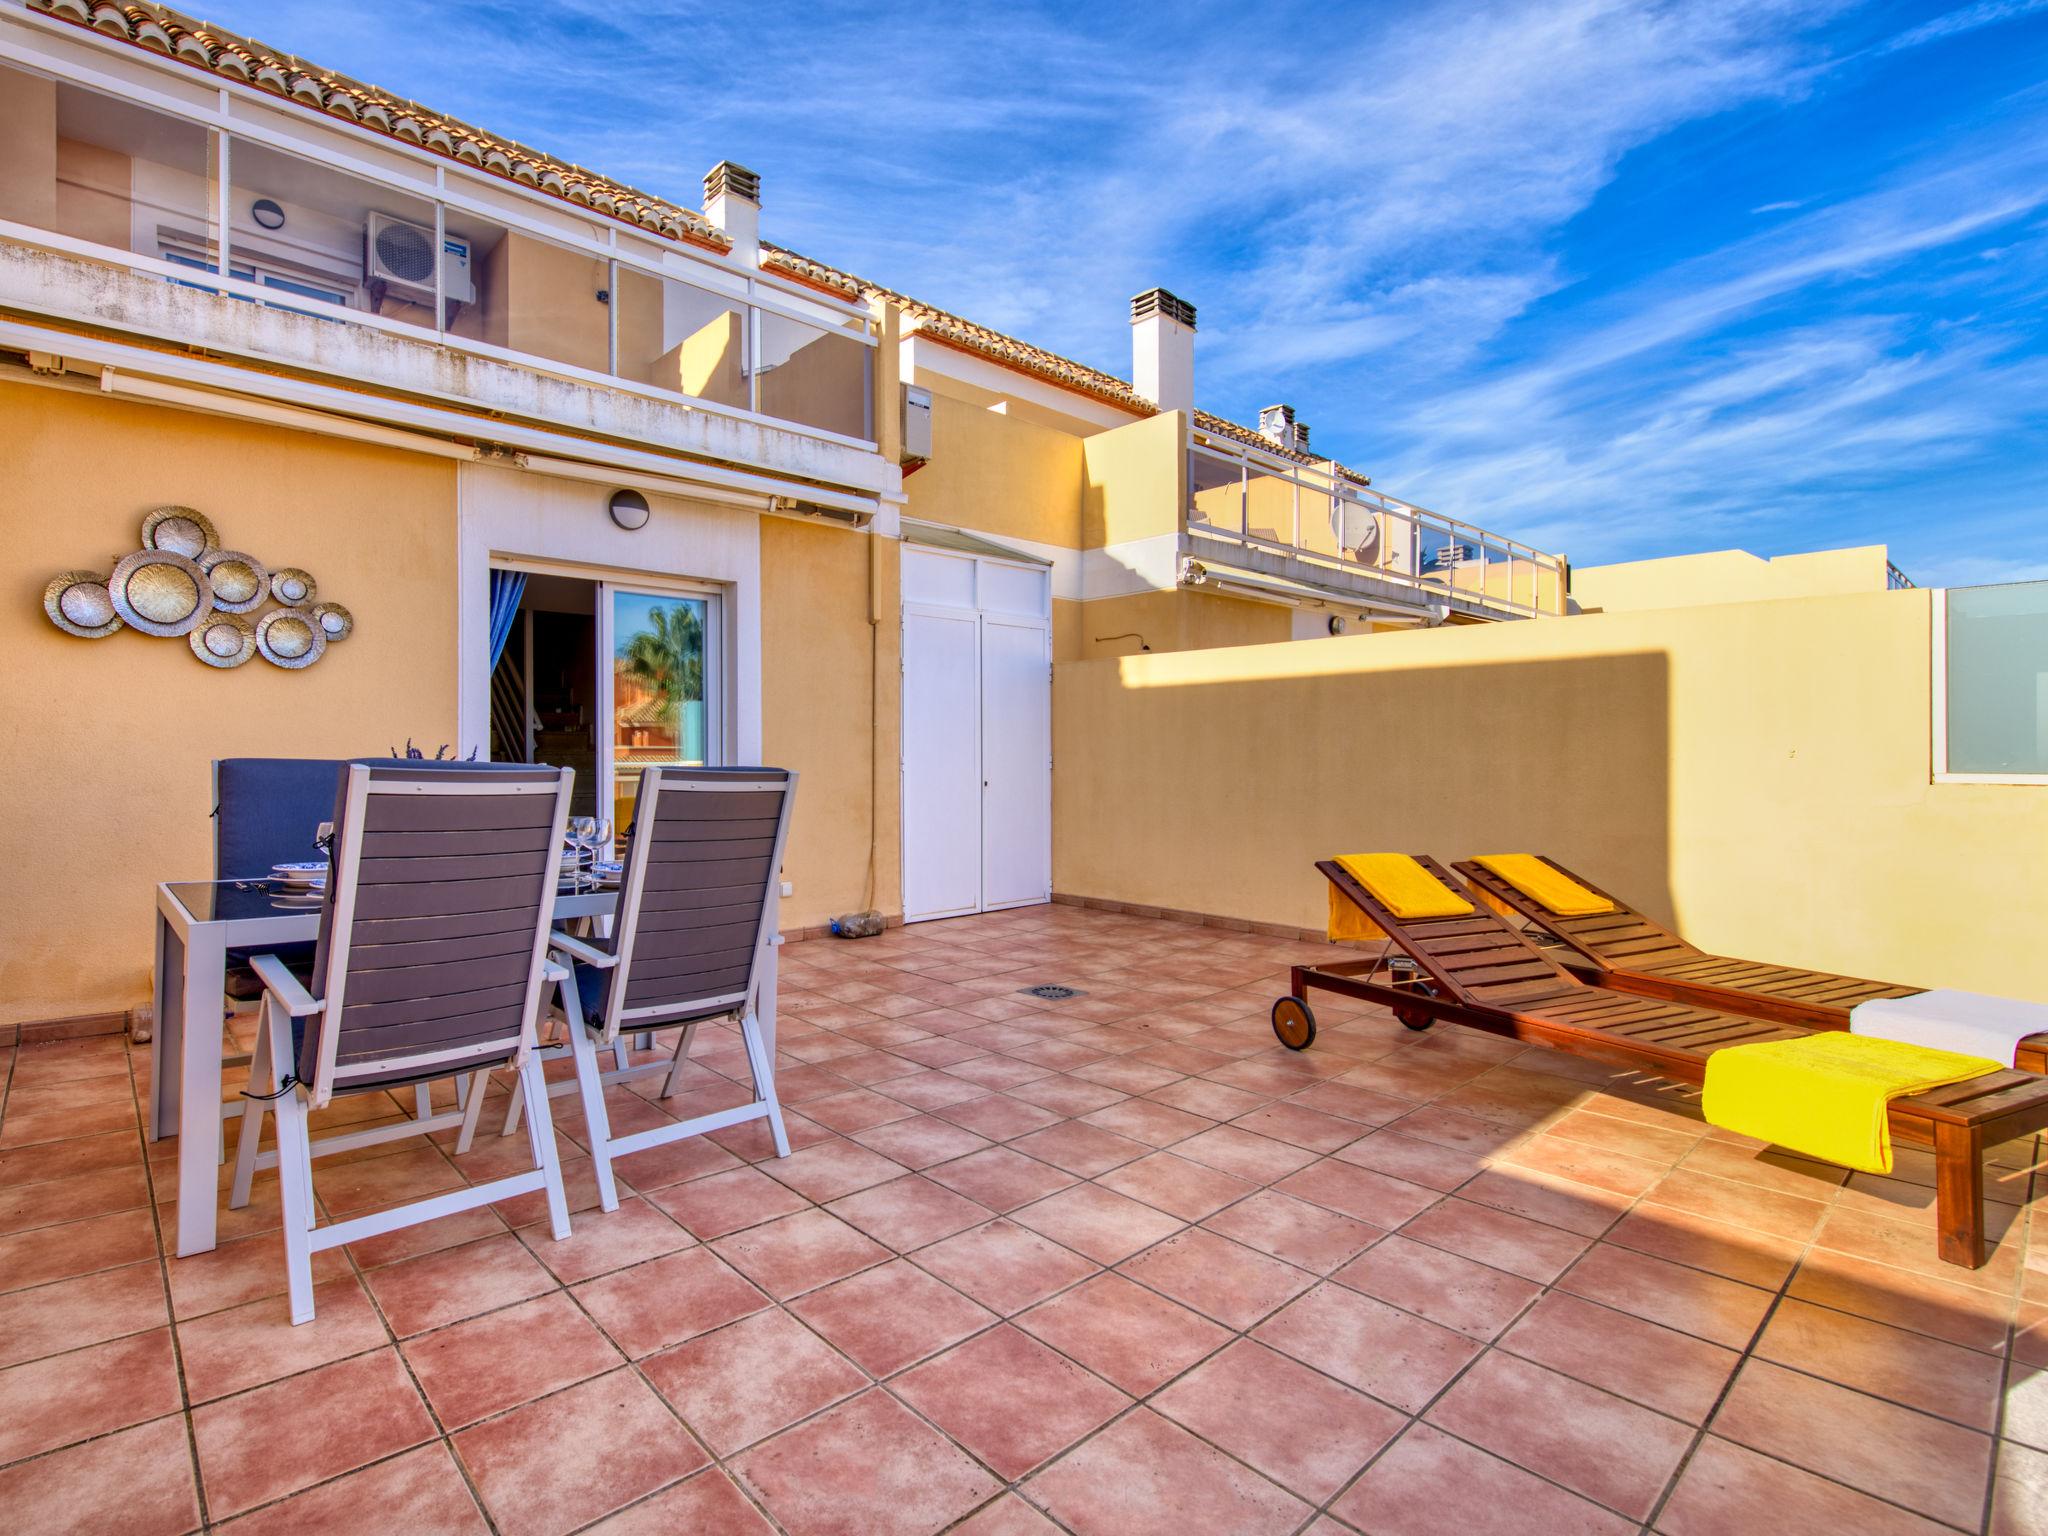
[1052,649,1675,938]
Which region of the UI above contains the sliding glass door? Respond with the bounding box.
[600,584,720,831]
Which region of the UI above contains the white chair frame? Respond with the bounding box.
[502,768,795,1211]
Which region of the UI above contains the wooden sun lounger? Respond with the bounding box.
[1450,855,2048,1074]
[1275,856,2048,1268]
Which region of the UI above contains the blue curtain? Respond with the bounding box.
[488,569,526,670]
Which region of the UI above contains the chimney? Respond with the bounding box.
[1131,287,1196,414]
[703,161,761,262]
[1259,403,1310,455]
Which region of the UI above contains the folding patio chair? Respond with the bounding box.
[504,765,796,1211]
[230,761,577,1323]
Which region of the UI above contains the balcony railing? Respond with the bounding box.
[0,54,876,447]
[1888,561,1916,591]
[1186,428,1567,619]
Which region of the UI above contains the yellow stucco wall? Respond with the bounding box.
[1,380,459,1026]
[1054,587,2048,1001]
[1573,545,1893,613]
[1081,410,1185,549]
[905,386,1085,550]
[759,518,901,927]
[1055,588,1292,662]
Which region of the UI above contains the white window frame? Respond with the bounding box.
[1931,587,2048,786]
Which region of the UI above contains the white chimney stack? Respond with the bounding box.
[1131,288,1196,414]
[703,161,761,263]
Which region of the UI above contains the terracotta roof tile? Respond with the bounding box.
[28,0,729,251]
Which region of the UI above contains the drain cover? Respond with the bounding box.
[1019,984,1085,1001]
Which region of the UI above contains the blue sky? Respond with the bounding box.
[209,0,2048,580]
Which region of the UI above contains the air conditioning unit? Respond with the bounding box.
[364,213,473,306]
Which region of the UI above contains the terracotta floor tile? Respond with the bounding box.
[1201,1188,1384,1274]
[313,1143,467,1215]
[1678,1136,1849,1199]
[455,1367,707,1536]
[1286,1079,1413,1127]
[1646,1167,1831,1244]
[911,1218,1100,1314]
[1711,1359,1993,1527]
[1558,1241,1774,1349]
[1252,1281,1481,1413]
[1399,1194,1595,1283]
[0,1206,156,1294]
[758,1138,910,1202]
[824,1173,992,1251]
[607,1126,746,1190]
[168,1227,352,1320]
[1427,1350,1690,1520]
[0,1326,181,1465]
[0,1127,143,1188]
[1330,1421,1633,1536]
[1153,1338,1404,1501]
[1499,1290,1738,1423]
[872,1069,991,1111]
[0,1163,150,1236]
[1172,1124,1321,1183]
[1005,1076,1130,1118]
[733,1388,1000,1536]
[924,1146,1077,1212]
[1078,1096,1212,1148]
[345,1204,508,1270]
[1119,1227,1314,1329]
[1010,1183,1184,1265]
[362,1232,556,1336]
[1757,1296,2003,1430]
[216,1443,488,1535]
[1991,1440,2048,1536]
[848,1114,992,1170]
[193,1347,436,1518]
[1276,1157,1439,1229]
[573,1244,769,1358]
[710,1209,890,1300]
[1332,1128,1487,1192]
[934,1093,1066,1141]
[1007,1121,1151,1177]
[1786,1248,2013,1354]
[894,1324,1129,1479]
[1018,1272,1230,1394]
[643,1306,867,1453]
[578,1468,773,1534]
[1657,1435,1953,1536]
[645,1164,810,1239]
[1605,1203,1805,1290]
[1146,1078,1269,1121]
[1069,1055,1185,1093]
[1503,1132,1669,1197]
[1333,1232,1541,1340]
[1110,1138,1269,1215]
[1813,1202,2024,1295]
[1232,1101,1370,1153]
[948,1493,1064,1535]
[944,1054,1057,1091]
[1454,1165,1628,1238]
[1022,1407,1309,1536]
[790,1259,995,1376]
[0,1415,201,1536]
[178,1276,389,1403]
[514,1195,692,1284]
[0,1261,168,1368]
[403,1290,622,1428]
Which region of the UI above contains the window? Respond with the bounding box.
[1935,583,2048,783]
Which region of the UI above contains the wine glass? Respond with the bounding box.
[565,817,596,884]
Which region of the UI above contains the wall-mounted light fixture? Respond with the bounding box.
[251,198,286,230]
[608,489,650,530]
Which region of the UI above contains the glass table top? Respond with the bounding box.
[163,877,617,925]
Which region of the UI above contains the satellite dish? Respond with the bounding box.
[1349,515,1382,566]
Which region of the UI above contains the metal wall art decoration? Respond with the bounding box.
[41,506,354,670]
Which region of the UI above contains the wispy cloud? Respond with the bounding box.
[197,0,2048,579]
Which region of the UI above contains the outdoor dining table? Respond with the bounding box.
[148,876,776,1258]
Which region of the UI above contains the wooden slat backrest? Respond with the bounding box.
[1317,855,1581,1011]
[595,766,796,1041]
[1451,856,1700,971]
[299,763,572,1106]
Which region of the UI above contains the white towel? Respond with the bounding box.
[1850,989,2048,1067]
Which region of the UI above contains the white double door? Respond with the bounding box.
[901,546,1051,922]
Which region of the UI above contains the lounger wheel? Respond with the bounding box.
[1394,1006,1433,1032]
[1272,996,1316,1051]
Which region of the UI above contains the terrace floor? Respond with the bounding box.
[2,903,2046,1535]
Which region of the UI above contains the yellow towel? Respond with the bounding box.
[1702,1033,2001,1175]
[1473,854,1616,916]
[1326,854,1471,941]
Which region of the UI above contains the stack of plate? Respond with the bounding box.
[271,861,329,890]
[591,861,625,886]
